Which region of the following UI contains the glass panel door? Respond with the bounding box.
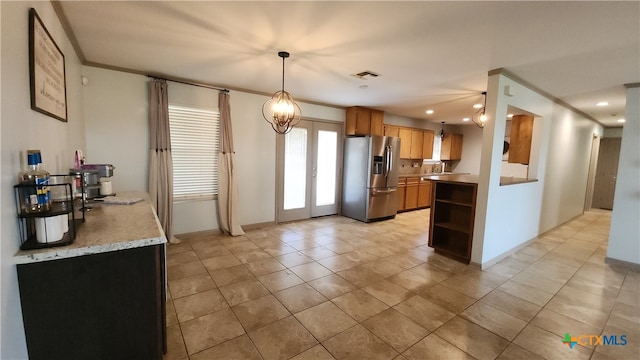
[277,120,342,222]
[283,127,308,210]
[311,123,342,217]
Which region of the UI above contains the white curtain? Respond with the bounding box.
[148,79,178,243]
[217,92,244,236]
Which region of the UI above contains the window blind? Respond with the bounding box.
[168,104,219,200]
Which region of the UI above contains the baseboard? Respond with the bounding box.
[605,257,640,271]
[479,236,538,270]
[175,220,277,238]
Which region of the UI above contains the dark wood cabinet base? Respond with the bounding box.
[17,245,166,360]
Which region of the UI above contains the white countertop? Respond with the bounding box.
[14,192,167,264]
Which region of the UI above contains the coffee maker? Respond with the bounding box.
[81,164,115,197]
[69,164,115,199]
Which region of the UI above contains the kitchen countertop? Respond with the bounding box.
[500,177,538,186]
[14,192,167,264]
[399,172,467,178]
[421,173,479,184]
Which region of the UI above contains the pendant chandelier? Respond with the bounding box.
[262,51,301,134]
[439,121,446,138]
[471,91,488,129]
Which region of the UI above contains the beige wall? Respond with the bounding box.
[1,1,86,358]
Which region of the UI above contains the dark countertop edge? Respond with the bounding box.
[500,177,539,186]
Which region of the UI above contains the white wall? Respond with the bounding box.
[603,127,623,138]
[83,67,346,234]
[83,67,148,192]
[472,73,602,266]
[608,85,640,265]
[1,2,85,358]
[453,124,483,174]
[539,105,602,232]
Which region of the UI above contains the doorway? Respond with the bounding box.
[592,137,621,210]
[276,120,343,222]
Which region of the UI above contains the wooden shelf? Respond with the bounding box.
[434,199,472,207]
[429,180,477,263]
[434,222,469,234]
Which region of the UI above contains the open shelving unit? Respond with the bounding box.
[428,180,478,263]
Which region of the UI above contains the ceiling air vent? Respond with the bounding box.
[352,70,379,80]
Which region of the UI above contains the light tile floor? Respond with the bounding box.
[164,209,639,360]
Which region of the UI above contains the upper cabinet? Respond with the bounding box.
[441,133,463,161]
[398,128,412,158]
[422,130,434,159]
[508,115,533,164]
[385,125,435,160]
[383,124,400,137]
[345,106,384,136]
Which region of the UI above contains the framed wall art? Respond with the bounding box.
[29,8,67,122]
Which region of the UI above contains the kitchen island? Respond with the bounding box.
[14,193,167,360]
[422,174,479,263]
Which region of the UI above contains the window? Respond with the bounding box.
[168,104,220,200]
[431,136,442,161]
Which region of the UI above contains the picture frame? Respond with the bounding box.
[29,8,67,122]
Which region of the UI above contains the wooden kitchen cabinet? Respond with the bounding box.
[410,130,424,159]
[422,130,435,159]
[404,177,420,210]
[384,124,400,137]
[508,115,534,164]
[398,128,412,159]
[345,106,384,136]
[418,179,432,208]
[429,179,478,263]
[397,178,406,211]
[441,133,463,160]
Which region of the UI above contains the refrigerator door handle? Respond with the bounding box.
[372,188,397,194]
[387,145,393,176]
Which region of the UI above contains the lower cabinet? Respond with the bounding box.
[17,245,166,360]
[418,179,432,208]
[404,177,420,210]
[397,178,406,211]
[398,177,431,212]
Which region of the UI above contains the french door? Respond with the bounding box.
[276,120,343,222]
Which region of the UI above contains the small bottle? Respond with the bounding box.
[20,150,51,213]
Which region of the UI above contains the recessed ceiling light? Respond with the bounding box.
[617,118,626,123]
[473,103,483,109]
[507,114,514,118]
[462,117,470,122]
[426,109,434,115]
[597,101,609,106]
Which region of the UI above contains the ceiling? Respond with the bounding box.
[56,1,639,127]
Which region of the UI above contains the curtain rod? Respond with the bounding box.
[148,75,229,92]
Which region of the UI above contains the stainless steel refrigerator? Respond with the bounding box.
[342,135,400,222]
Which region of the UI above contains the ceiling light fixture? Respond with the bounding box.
[262,51,301,134]
[507,113,514,118]
[426,109,434,115]
[618,118,626,123]
[462,117,470,122]
[470,91,487,129]
[597,101,609,106]
[439,121,446,138]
